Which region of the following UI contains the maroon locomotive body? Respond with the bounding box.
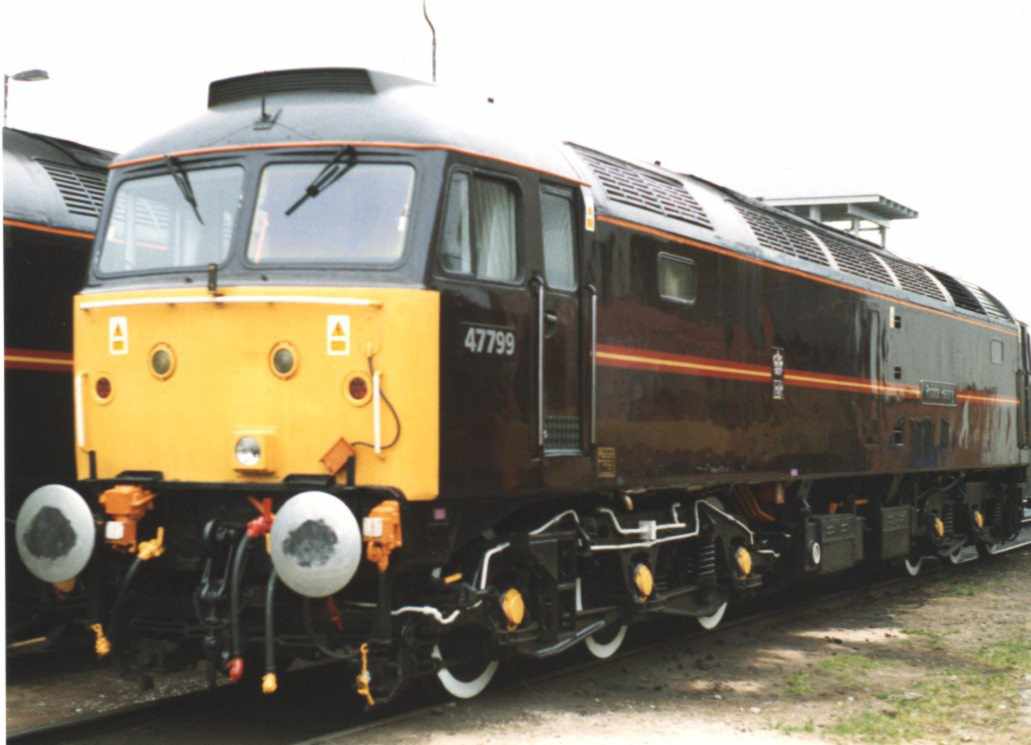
[13,70,1029,701]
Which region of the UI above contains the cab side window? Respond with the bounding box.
[540,186,577,291]
[440,172,518,282]
[657,252,697,305]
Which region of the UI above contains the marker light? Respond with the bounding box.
[270,342,297,379]
[150,344,176,379]
[95,377,112,400]
[235,436,262,467]
[345,373,371,406]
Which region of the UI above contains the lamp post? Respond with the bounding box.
[4,68,49,127]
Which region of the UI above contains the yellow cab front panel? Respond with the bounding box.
[73,285,439,500]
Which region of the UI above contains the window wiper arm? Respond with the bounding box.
[165,156,204,225]
[285,146,357,217]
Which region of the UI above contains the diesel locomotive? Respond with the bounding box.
[4,127,112,642]
[14,69,1030,702]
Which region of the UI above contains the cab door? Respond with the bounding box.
[537,184,586,458]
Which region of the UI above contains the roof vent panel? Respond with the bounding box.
[967,284,1010,321]
[569,145,712,230]
[878,254,947,303]
[819,234,894,287]
[924,269,985,315]
[37,160,108,219]
[208,68,375,108]
[730,203,829,267]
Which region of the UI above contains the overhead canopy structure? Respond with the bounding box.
[760,194,917,248]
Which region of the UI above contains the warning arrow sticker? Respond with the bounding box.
[109,316,129,355]
[326,315,351,356]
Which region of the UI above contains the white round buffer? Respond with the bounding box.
[16,484,97,584]
[270,491,362,598]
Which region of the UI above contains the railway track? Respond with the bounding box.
[10,524,1030,745]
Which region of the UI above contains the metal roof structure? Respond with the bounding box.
[102,68,1012,327]
[760,194,917,248]
[3,127,114,234]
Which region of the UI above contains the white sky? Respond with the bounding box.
[3,0,1029,322]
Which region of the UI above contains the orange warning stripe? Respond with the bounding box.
[4,347,74,373]
[597,344,1018,407]
[109,140,588,187]
[956,392,1021,406]
[596,347,770,384]
[4,219,95,241]
[596,215,1019,338]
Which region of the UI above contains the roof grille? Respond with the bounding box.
[37,160,107,218]
[819,234,894,286]
[967,284,1010,321]
[208,68,374,108]
[569,145,712,230]
[732,204,829,266]
[878,254,947,303]
[925,269,985,315]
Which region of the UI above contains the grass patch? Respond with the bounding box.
[900,628,947,651]
[827,710,921,742]
[977,638,1031,672]
[777,718,816,735]
[785,670,814,697]
[826,652,1025,742]
[940,581,979,597]
[817,653,880,676]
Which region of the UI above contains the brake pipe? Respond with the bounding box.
[227,533,252,683]
[262,570,278,695]
[108,556,142,661]
[228,503,275,683]
[107,524,165,659]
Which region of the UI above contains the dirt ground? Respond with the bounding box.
[321,549,1031,745]
[5,548,1031,744]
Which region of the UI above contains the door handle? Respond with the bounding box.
[544,311,558,325]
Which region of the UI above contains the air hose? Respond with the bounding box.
[262,570,278,694]
[227,532,253,682]
[108,555,144,662]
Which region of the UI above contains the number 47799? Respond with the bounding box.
[463,325,516,356]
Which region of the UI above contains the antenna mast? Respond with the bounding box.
[423,0,437,82]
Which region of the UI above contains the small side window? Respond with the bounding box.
[439,172,519,282]
[990,339,1004,365]
[440,173,471,274]
[658,252,697,305]
[540,186,577,291]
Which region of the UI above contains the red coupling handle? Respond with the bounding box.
[227,656,245,683]
[246,514,273,538]
[246,497,274,538]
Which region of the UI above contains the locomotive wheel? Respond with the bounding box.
[696,601,728,631]
[976,541,1003,559]
[902,556,923,577]
[431,628,498,700]
[946,545,967,565]
[584,623,628,659]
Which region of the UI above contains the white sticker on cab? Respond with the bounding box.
[327,315,351,356]
[109,316,129,355]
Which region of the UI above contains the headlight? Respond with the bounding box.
[235,436,262,467]
[150,343,176,380]
[269,342,297,379]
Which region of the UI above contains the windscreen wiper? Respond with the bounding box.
[285,146,357,216]
[164,156,204,225]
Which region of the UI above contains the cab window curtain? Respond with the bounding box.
[472,178,517,281]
